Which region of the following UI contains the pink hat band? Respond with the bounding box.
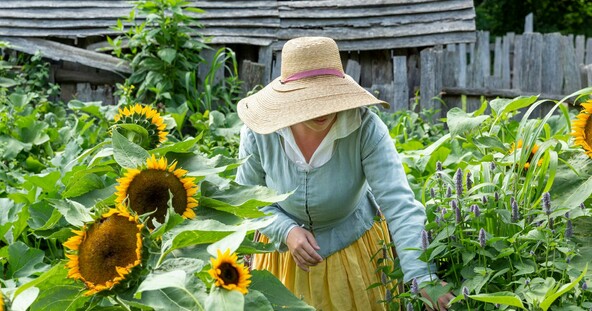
[282,68,344,83]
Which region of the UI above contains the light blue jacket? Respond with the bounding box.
[236,108,434,283]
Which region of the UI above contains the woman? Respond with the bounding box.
[235,37,452,310]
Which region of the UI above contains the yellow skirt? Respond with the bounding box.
[252,220,396,311]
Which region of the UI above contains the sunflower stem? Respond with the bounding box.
[114,295,131,311]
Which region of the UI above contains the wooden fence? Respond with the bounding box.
[369,30,592,118]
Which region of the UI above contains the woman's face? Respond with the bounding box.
[300,113,337,132]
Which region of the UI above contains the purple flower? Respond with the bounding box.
[386,288,392,301]
[406,302,414,311]
[466,171,473,191]
[450,199,458,210]
[511,197,520,222]
[435,215,441,225]
[490,162,496,171]
[494,191,500,201]
[446,186,452,198]
[381,272,388,285]
[580,202,586,210]
[530,250,535,256]
[482,196,488,204]
[479,228,487,248]
[525,278,531,285]
[455,206,462,224]
[542,192,552,215]
[455,168,463,197]
[411,277,419,294]
[565,219,573,239]
[421,230,429,250]
[471,204,481,217]
[549,218,555,230]
[582,282,588,291]
[430,187,436,199]
[441,207,447,216]
[436,161,443,172]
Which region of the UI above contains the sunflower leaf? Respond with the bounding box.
[206,226,247,256]
[48,198,93,227]
[249,270,315,310]
[135,270,208,311]
[205,288,244,311]
[112,129,150,168]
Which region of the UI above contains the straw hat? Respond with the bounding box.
[237,36,390,134]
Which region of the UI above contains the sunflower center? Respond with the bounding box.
[126,169,188,226]
[584,115,592,147]
[78,215,140,285]
[219,262,240,285]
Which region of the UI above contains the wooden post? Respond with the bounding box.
[420,47,441,118]
[501,33,513,89]
[492,36,502,89]
[524,13,534,33]
[586,38,592,65]
[562,35,582,94]
[512,34,523,90]
[520,33,543,93]
[345,58,361,83]
[239,60,265,96]
[258,45,273,85]
[575,35,586,65]
[458,43,467,88]
[271,51,281,81]
[542,33,563,95]
[392,55,408,112]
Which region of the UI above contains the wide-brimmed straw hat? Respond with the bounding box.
[237,36,390,134]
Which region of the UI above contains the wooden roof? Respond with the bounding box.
[0,0,476,50]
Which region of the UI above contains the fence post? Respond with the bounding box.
[562,35,582,94]
[392,55,408,112]
[420,47,442,119]
[520,33,543,93]
[542,33,563,95]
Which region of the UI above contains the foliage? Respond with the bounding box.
[382,89,592,310]
[475,0,592,37]
[109,0,242,114]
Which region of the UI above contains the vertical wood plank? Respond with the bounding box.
[586,38,592,65]
[542,33,563,95]
[258,45,273,85]
[407,53,421,110]
[345,58,361,83]
[524,13,533,33]
[492,36,502,89]
[520,33,543,92]
[458,43,467,88]
[575,35,586,65]
[392,55,408,112]
[562,35,582,94]
[501,33,513,88]
[271,51,281,81]
[420,47,440,118]
[512,35,523,90]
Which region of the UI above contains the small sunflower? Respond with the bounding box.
[208,249,251,294]
[115,155,198,226]
[113,103,168,149]
[510,139,542,170]
[571,100,592,158]
[64,208,143,296]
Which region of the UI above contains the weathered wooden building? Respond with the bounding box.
[0,0,477,109]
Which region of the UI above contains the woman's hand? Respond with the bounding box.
[286,226,323,271]
[421,281,455,311]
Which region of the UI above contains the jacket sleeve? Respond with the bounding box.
[235,126,298,252]
[360,113,437,284]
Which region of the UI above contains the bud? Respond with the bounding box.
[436,161,443,172]
[494,191,500,201]
[525,278,531,285]
[411,277,419,294]
[462,286,470,297]
[386,288,392,301]
[455,168,463,197]
[565,211,570,219]
[381,272,388,285]
[446,186,452,198]
[435,215,441,225]
[450,199,458,210]
[430,187,436,199]
[479,228,487,248]
[542,192,552,215]
[441,207,447,216]
[455,206,462,224]
[466,171,473,191]
[421,230,429,251]
[511,198,520,222]
[582,282,588,291]
[482,195,488,204]
[580,202,586,210]
[471,204,481,217]
[406,302,414,311]
[549,218,554,230]
[565,219,573,239]
[529,250,535,256]
[490,161,496,171]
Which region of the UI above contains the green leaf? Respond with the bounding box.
[8,241,48,278]
[446,108,489,138]
[62,173,104,199]
[135,270,207,311]
[249,270,314,310]
[151,135,202,155]
[244,290,274,311]
[201,181,291,218]
[28,201,63,231]
[490,95,538,115]
[48,199,93,227]
[14,115,50,145]
[158,257,205,275]
[25,171,61,193]
[25,262,89,311]
[469,292,526,309]
[158,48,177,64]
[0,135,31,159]
[175,153,245,177]
[112,129,150,168]
[552,156,592,210]
[205,288,244,311]
[12,287,39,311]
[539,264,588,311]
[207,226,247,256]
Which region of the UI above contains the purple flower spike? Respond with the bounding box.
[542,192,552,215]
[582,282,588,291]
[565,219,573,239]
[479,228,487,248]
[455,168,463,197]
[511,198,520,222]
[466,171,473,191]
[462,286,470,297]
[411,277,419,294]
[580,202,586,210]
[430,187,436,199]
[446,186,452,198]
[482,196,488,204]
[455,206,462,224]
[421,230,429,251]
[472,204,481,217]
[490,162,496,171]
[406,302,414,311]
[494,191,500,201]
[436,161,443,172]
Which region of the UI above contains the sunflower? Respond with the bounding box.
[115,155,198,227]
[208,249,251,294]
[510,139,542,169]
[63,208,143,296]
[113,103,168,149]
[571,100,592,158]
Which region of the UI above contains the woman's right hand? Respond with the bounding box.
[286,226,323,271]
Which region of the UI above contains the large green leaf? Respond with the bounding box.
[48,199,93,227]
[14,115,50,145]
[0,135,31,159]
[539,264,588,311]
[469,292,526,309]
[174,153,245,177]
[27,201,63,231]
[205,288,244,311]
[244,290,274,311]
[446,108,489,138]
[249,270,314,310]
[135,270,207,311]
[490,96,538,116]
[551,156,592,210]
[112,129,150,168]
[7,241,48,278]
[200,181,292,218]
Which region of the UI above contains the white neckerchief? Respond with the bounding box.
[278,109,362,170]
